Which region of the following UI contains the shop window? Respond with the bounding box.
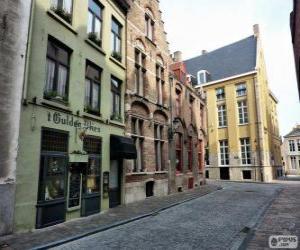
[44,37,71,102]
[38,129,68,202]
[85,61,102,115]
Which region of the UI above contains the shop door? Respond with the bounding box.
[109,160,121,208]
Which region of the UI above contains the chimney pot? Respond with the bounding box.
[173,51,182,62]
[253,24,259,37]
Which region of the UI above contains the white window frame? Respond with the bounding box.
[240,138,251,165]
[197,70,210,84]
[218,104,227,127]
[291,156,297,169]
[216,88,225,101]
[219,140,229,166]
[236,83,247,97]
[238,100,249,125]
[289,140,296,152]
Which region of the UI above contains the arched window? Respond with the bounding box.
[145,8,154,41]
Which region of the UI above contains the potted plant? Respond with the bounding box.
[50,5,72,23]
[111,113,122,122]
[88,32,101,47]
[111,51,122,62]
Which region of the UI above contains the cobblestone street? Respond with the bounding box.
[51,182,283,250]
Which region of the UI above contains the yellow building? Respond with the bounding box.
[185,25,282,182]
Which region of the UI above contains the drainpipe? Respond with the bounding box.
[253,76,264,182]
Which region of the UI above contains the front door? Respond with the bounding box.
[109,160,121,208]
[220,167,230,180]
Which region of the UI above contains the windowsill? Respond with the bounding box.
[127,171,168,176]
[47,10,77,35]
[85,39,106,56]
[145,36,157,47]
[109,119,125,127]
[109,56,126,70]
[155,171,168,174]
[216,99,225,102]
[239,123,249,126]
[41,98,71,112]
[82,112,103,122]
[67,206,81,212]
[218,126,227,129]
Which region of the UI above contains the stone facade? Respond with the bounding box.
[290,0,300,99]
[282,125,300,175]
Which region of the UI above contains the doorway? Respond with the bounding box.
[146,181,154,197]
[109,160,122,208]
[220,167,230,180]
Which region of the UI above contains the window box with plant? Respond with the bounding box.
[111,51,122,62]
[110,113,122,122]
[88,32,101,47]
[85,61,101,116]
[50,0,73,24]
[44,38,71,105]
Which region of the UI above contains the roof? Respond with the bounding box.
[284,127,300,138]
[184,35,257,84]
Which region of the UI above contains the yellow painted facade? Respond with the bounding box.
[203,34,282,182]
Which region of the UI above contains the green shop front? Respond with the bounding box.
[16,107,136,230]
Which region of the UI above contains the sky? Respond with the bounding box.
[160,0,300,136]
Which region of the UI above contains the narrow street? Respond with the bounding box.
[52,182,284,250]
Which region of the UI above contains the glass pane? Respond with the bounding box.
[47,157,65,176]
[45,59,55,93]
[63,0,72,14]
[111,33,115,52]
[95,18,101,38]
[116,37,121,53]
[57,65,67,97]
[50,0,58,8]
[68,170,81,208]
[87,11,93,33]
[89,0,101,17]
[92,83,99,110]
[115,94,120,115]
[85,79,91,106]
[44,177,65,200]
[112,19,119,34]
[109,161,119,189]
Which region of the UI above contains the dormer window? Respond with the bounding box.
[236,83,247,97]
[216,88,225,101]
[197,70,210,84]
[145,8,154,41]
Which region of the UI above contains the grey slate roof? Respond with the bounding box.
[184,36,257,84]
[284,127,300,138]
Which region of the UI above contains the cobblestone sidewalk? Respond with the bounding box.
[0,185,220,250]
[246,185,300,249]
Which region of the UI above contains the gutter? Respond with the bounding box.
[194,70,257,88]
[22,0,35,103]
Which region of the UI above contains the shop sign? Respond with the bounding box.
[47,111,101,133]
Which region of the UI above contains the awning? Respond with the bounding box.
[110,135,137,160]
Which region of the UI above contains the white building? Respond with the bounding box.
[282,125,300,175]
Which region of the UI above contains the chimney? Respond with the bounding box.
[202,50,207,55]
[253,24,259,37]
[173,51,182,62]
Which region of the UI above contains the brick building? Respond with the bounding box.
[124,0,172,203]
[291,0,300,99]
[169,52,207,193]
